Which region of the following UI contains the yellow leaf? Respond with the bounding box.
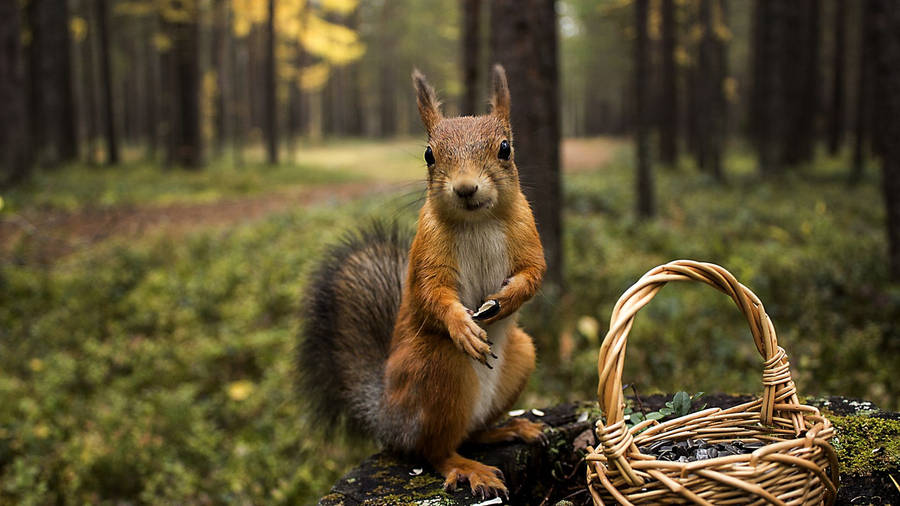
[28,358,44,372]
[153,32,173,51]
[114,1,157,16]
[722,76,738,103]
[301,14,365,64]
[0,195,4,212]
[299,62,331,91]
[33,424,50,439]
[70,16,88,43]
[321,0,357,16]
[227,380,255,401]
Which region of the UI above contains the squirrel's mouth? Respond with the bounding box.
[462,199,488,211]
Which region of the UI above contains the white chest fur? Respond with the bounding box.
[453,221,513,431]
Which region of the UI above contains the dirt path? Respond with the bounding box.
[0,181,401,264]
[1,138,623,264]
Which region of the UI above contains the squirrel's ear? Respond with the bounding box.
[411,69,442,134]
[490,64,511,124]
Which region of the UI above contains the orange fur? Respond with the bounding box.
[382,66,545,497]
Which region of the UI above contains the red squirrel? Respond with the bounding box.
[299,65,546,500]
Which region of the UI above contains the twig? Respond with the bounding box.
[630,383,646,415]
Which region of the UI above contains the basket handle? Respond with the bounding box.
[597,260,803,432]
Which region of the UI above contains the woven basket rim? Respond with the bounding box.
[586,260,839,506]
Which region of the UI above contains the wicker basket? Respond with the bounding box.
[585,260,839,505]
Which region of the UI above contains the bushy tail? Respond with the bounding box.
[297,222,410,435]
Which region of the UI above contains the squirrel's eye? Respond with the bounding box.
[424,146,435,165]
[498,140,511,161]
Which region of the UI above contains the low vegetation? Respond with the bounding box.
[1,142,896,503]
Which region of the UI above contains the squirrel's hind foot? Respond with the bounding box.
[438,453,508,500]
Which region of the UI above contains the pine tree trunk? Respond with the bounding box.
[828,0,847,155]
[97,0,118,164]
[378,0,398,137]
[659,0,678,166]
[634,0,655,218]
[852,0,873,182]
[28,0,78,165]
[697,0,728,180]
[870,0,900,281]
[461,0,481,116]
[0,0,30,185]
[77,0,98,163]
[344,7,363,136]
[490,0,563,290]
[213,0,229,157]
[264,0,278,164]
[167,15,202,168]
[141,16,157,160]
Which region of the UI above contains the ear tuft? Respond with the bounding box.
[411,68,442,134]
[490,64,511,124]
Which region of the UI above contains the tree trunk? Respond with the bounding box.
[76,0,98,163]
[870,0,900,281]
[461,0,481,116]
[490,0,563,290]
[696,0,727,180]
[852,0,874,182]
[793,0,821,164]
[377,0,399,137]
[143,15,159,160]
[634,0,655,219]
[97,0,118,164]
[828,0,847,155]
[28,0,78,165]
[0,0,30,185]
[167,15,202,168]
[213,0,229,157]
[344,7,363,136]
[659,0,678,166]
[264,0,278,164]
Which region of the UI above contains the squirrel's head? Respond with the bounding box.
[412,65,518,222]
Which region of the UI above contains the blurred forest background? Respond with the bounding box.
[1,0,900,503]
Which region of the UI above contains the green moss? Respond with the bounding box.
[827,414,900,475]
[406,474,443,489]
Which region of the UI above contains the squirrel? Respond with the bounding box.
[298,64,546,500]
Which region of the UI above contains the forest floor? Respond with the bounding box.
[0,137,622,264]
[2,138,895,505]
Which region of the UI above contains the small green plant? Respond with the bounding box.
[625,392,706,425]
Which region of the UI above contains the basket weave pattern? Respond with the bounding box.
[585,260,839,505]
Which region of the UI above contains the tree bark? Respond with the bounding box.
[344,7,364,136]
[143,15,159,160]
[75,0,98,163]
[461,0,481,116]
[212,0,230,157]
[27,0,78,165]
[870,0,900,281]
[167,15,202,168]
[490,0,563,290]
[794,0,821,164]
[378,0,398,137]
[0,0,30,185]
[852,0,874,182]
[264,0,278,164]
[697,0,725,180]
[634,0,655,219]
[659,0,678,166]
[97,0,118,164]
[828,0,847,155]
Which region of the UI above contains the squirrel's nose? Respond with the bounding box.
[453,182,478,198]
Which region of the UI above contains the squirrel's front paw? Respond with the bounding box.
[448,315,493,366]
